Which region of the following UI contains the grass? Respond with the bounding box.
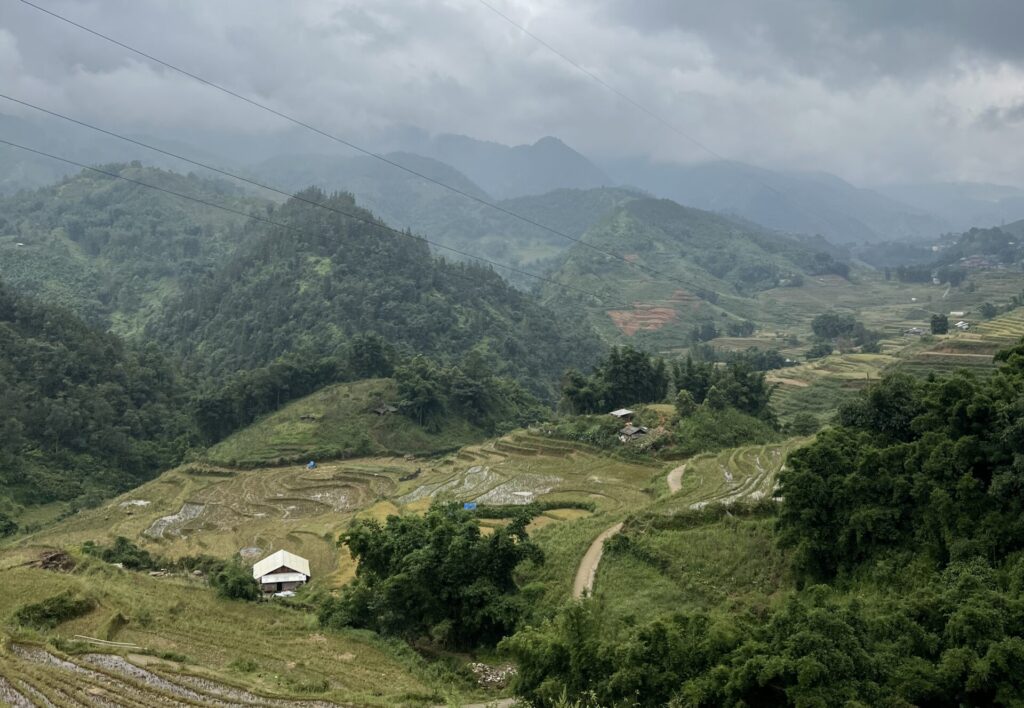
[594,516,789,627]
[0,560,469,705]
[206,378,486,466]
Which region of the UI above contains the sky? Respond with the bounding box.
[3,0,1024,186]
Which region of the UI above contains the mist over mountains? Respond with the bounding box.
[3,111,1023,248]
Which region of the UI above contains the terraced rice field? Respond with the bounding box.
[22,432,659,582]
[648,438,808,515]
[589,438,806,622]
[974,306,1024,343]
[0,565,453,705]
[768,352,894,424]
[0,644,334,707]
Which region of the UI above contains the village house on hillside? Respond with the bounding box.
[252,549,310,594]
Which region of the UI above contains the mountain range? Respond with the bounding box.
[4,111,1023,249]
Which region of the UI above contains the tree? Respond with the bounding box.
[811,311,858,340]
[980,302,998,319]
[806,342,833,360]
[0,512,17,538]
[347,334,395,379]
[931,314,949,334]
[394,356,447,430]
[675,389,697,418]
[211,560,261,601]
[320,502,543,648]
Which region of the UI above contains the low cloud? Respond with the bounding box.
[1,0,1023,186]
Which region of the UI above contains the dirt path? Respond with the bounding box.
[572,522,623,599]
[666,462,688,494]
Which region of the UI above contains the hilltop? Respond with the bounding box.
[541,197,851,347]
[204,378,495,467]
[148,187,602,389]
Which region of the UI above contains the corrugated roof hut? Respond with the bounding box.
[252,549,310,594]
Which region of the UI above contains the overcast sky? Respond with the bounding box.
[3,0,1024,186]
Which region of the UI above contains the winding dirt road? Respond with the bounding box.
[666,462,688,494]
[571,522,624,599]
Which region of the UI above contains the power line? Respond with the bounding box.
[475,0,850,239]
[0,137,630,308]
[16,0,703,294]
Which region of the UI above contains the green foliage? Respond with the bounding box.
[320,502,543,648]
[0,280,193,506]
[151,189,602,399]
[785,411,822,436]
[779,344,1024,581]
[393,353,547,433]
[469,500,596,520]
[0,512,17,537]
[0,164,259,333]
[932,313,950,334]
[561,346,669,414]
[672,407,779,457]
[83,536,158,570]
[210,560,261,601]
[811,310,881,350]
[672,355,775,421]
[806,341,834,359]
[13,591,96,629]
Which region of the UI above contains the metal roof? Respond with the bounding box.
[252,549,310,579]
[609,408,635,417]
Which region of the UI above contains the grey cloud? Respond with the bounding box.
[1,0,1023,187]
[978,100,1024,130]
[605,0,1024,85]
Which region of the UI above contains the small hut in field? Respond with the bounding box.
[252,549,310,594]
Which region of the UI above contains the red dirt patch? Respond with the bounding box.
[607,305,678,336]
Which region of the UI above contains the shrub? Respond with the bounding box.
[14,591,96,629]
[210,561,261,601]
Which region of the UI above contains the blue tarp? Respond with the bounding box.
[463,502,477,510]
[307,461,316,469]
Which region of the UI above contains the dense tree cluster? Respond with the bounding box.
[150,189,602,398]
[393,351,546,433]
[561,346,669,414]
[505,343,1024,705]
[672,356,775,421]
[0,281,192,506]
[319,503,543,648]
[810,311,881,352]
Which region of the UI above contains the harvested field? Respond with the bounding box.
[607,305,678,336]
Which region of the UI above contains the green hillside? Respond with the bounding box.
[206,378,488,466]
[0,280,190,511]
[255,151,640,269]
[541,197,851,348]
[0,165,262,336]
[149,188,602,391]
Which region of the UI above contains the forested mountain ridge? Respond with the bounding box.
[148,188,604,394]
[0,280,191,511]
[607,157,950,243]
[253,151,641,269]
[542,197,851,347]
[0,164,261,334]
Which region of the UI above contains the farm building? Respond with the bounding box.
[609,408,635,421]
[252,549,310,594]
[618,424,648,443]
